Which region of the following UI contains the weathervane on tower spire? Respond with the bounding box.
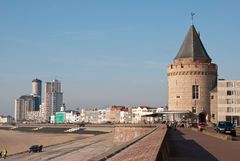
[191,12,195,25]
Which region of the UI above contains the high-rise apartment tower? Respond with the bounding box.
[32,78,42,111]
[32,78,42,98]
[43,79,63,121]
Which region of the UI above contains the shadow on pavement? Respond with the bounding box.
[232,136,240,141]
[167,129,218,161]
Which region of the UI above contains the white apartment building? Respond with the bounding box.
[77,108,110,124]
[79,109,85,122]
[120,110,131,123]
[26,111,42,123]
[65,110,80,123]
[217,80,240,126]
[131,106,158,123]
[84,109,99,123]
[98,109,109,123]
[0,115,14,124]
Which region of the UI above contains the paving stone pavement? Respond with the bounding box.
[167,128,240,161]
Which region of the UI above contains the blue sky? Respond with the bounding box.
[1,0,240,116]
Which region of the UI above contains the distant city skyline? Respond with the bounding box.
[1,1,240,115]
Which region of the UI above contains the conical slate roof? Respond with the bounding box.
[174,25,211,62]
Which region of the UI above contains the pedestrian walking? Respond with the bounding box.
[2,148,7,159]
[173,120,177,130]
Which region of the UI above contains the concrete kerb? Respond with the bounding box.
[88,126,160,161]
[191,128,232,141]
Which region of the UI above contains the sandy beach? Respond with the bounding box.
[0,130,89,155]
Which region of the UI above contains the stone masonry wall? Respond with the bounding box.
[168,63,217,119]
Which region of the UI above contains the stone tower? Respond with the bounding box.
[167,25,218,122]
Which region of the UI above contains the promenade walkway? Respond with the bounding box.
[167,128,240,161]
[5,126,240,161]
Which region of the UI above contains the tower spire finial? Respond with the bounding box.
[191,12,195,25]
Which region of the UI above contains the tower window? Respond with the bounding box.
[227,107,234,113]
[227,82,234,87]
[192,85,199,99]
[226,99,234,104]
[227,90,235,96]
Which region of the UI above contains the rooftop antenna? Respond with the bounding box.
[191,12,195,25]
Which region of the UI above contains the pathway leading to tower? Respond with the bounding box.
[167,128,240,161]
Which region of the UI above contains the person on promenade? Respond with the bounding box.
[39,145,43,152]
[2,148,7,159]
[173,120,177,130]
